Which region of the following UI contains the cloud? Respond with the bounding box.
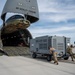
[38,0,75,12]
[28,25,75,44]
[28,25,75,35]
[29,0,75,44]
[37,0,75,22]
[40,13,75,23]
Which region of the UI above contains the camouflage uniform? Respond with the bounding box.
[50,48,58,65]
[67,47,74,61]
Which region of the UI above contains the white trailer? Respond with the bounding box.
[30,35,70,61]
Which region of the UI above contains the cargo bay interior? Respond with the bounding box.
[1,29,32,47]
[1,15,32,47]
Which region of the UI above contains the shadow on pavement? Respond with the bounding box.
[24,55,75,64]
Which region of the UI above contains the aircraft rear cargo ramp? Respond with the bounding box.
[0,41,30,56]
[2,47,30,56]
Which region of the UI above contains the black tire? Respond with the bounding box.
[47,55,52,61]
[64,56,69,60]
[32,53,36,58]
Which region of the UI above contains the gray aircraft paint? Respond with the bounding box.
[1,0,39,23]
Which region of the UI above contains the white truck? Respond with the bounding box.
[30,35,70,61]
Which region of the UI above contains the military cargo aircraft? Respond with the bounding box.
[1,0,39,47]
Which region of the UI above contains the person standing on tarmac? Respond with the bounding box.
[50,47,58,65]
[67,44,75,61]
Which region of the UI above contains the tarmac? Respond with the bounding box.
[0,48,75,75]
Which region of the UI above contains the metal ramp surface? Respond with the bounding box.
[3,47,29,56]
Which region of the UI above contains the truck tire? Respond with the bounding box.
[47,55,52,61]
[64,56,69,60]
[32,53,36,58]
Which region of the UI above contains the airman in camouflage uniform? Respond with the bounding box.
[67,46,75,61]
[50,48,58,65]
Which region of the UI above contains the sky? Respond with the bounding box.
[0,0,75,44]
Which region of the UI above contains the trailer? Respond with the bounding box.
[30,35,70,61]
